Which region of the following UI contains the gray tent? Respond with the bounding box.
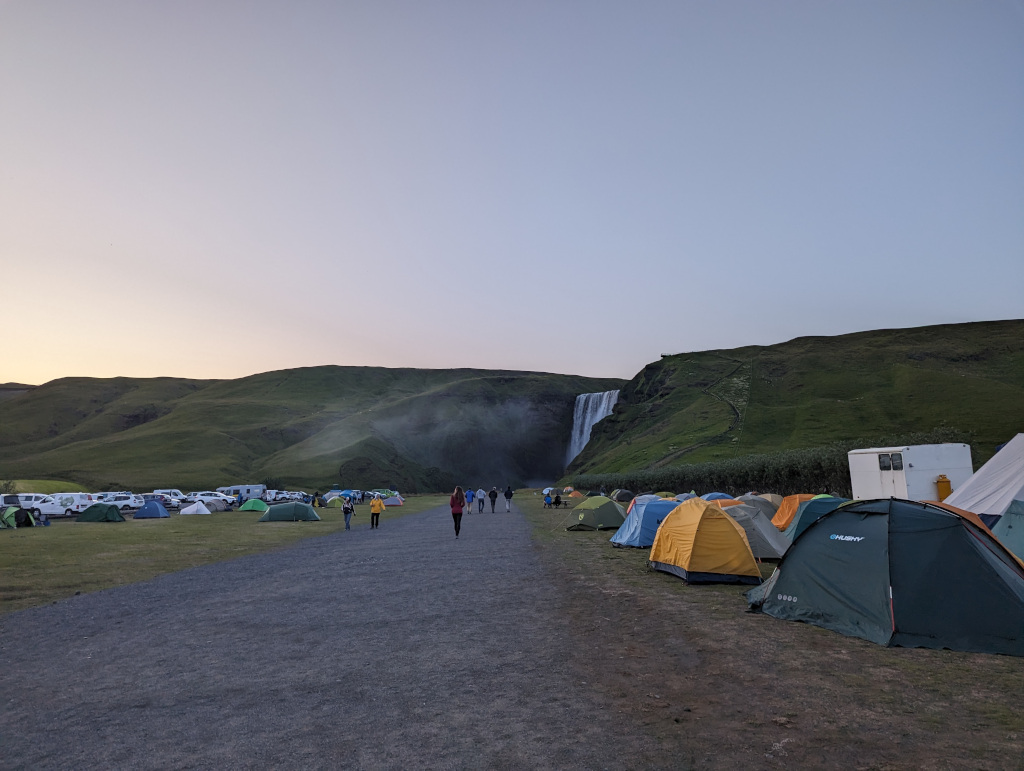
[748,498,1024,656]
[737,494,780,519]
[725,503,789,560]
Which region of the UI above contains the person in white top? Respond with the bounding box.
[476,488,486,513]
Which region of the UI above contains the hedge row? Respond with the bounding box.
[572,428,973,498]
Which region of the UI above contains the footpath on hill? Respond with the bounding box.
[0,503,665,769]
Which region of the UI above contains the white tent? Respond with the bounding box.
[944,434,1024,518]
[180,501,211,515]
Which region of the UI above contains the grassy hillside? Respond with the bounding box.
[572,320,1024,474]
[0,367,623,491]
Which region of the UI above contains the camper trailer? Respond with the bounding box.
[848,443,974,502]
[217,484,267,502]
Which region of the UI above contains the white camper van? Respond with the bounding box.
[848,443,974,502]
[217,484,266,502]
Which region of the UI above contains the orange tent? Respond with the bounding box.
[649,498,761,584]
[568,490,584,498]
[716,499,742,508]
[771,494,815,531]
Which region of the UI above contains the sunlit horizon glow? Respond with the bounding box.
[3,1,1022,387]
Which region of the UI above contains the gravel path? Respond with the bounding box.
[1,504,654,769]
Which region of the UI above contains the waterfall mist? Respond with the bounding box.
[566,390,619,466]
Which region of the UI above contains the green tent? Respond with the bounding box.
[991,499,1024,561]
[324,496,345,508]
[259,502,321,522]
[748,498,1024,656]
[1,506,35,528]
[77,503,126,523]
[238,498,269,512]
[566,496,625,531]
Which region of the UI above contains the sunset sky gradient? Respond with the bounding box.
[2,1,1022,385]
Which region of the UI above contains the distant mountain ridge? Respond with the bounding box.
[0,367,624,491]
[3,320,1021,492]
[571,319,1024,475]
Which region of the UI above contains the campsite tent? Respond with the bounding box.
[991,501,1024,561]
[610,498,679,548]
[568,490,585,499]
[259,502,321,521]
[944,433,1024,524]
[566,496,625,531]
[723,503,789,560]
[77,503,125,522]
[648,498,761,584]
[748,498,1024,656]
[180,501,211,515]
[1,506,36,528]
[771,494,816,531]
[701,492,734,501]
[627,494,662,514]
[781,496,851,543]
[205,498,229,512]
[609,489,635,503]
[675,492,697,502]
[654,491,676,498]
[759,493,784,506]
[384,495,404,506]
[325,496,345,508]
[238,498,269,512]
[737,494,780,519]
[134,501,170,519]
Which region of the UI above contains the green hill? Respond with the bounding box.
[0,367,623,491]
[572,320,1024,475]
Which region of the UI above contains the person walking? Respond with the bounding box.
[504,485,514,512]
[465,486,475,513]
[488,487,498,513]
[342,496,354,530]
[476,488,486,513]
[450,486,466,539]
[369,493,385,529]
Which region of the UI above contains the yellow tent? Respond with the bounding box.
[649,498,761,584]
[771,494,815,531]
[759,493,784,506]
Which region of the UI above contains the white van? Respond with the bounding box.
[155,489,186,501]
[51,492,97,516]
[10,494,66,518]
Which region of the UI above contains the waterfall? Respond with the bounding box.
[566,390,620,466]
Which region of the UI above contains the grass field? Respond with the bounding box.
[0,495,447,614]
[8,479,88,494]
[517,492,1024,766]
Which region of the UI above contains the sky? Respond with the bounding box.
[2,0,1022,386]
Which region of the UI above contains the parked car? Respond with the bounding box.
[102,492,144,511]
[142,493,178,509]
[184,491,234,507]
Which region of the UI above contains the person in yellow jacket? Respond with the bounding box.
[369,494,386,529]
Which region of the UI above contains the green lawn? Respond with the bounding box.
[0,495,447,614]
[9,479,88,494]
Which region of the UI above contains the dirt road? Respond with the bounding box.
[0,504,662,769]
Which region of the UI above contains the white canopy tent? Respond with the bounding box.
[944,434,1024,518]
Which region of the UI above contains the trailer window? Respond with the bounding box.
[878,453,892,471]
[891,453,903,471]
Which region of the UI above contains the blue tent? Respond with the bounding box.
[610,499,680,548]
[701,492,734,501]
[781,496,850,542]
[134,501,170,519]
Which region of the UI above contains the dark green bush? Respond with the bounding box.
[573,428,972,498]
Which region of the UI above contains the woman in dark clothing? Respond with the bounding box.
[450,486,466,538]
[488,487,499,513]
